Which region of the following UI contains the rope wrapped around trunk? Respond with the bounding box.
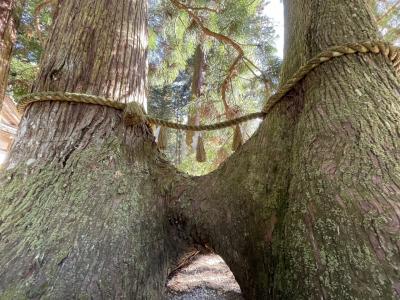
[18,41,400,131]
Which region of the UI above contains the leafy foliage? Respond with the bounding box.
[8,58,38,98]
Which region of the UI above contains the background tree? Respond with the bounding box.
[0,0,24,110]
[8,0,56,98]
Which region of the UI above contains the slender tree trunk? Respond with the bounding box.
[185,44,205,148]
[0,0,19,110]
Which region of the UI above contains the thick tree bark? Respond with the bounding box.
[277,1,399,298]
[0,0,189,298]
[169,0,400,299]
[1,0,400,299]
[0,0,18,110]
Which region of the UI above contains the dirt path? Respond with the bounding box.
[167,254,243,300]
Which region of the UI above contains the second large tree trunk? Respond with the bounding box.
[170,0,400,299]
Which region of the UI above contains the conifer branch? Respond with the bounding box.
[377,0,400,24]
[170,0,243,117]
[170,0,271,118]
[33,0,57,45]
[186,6,219,13]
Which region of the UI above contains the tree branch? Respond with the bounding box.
[243,57,272,97]
[377,0,400,24]
[170,0,243,117]
[170,0,271,118]
[185,6,219,13]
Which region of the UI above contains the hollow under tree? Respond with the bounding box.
[1,0,400,299]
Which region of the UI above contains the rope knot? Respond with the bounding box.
[123,101,147,126]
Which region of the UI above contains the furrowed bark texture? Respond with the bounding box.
[280,1,400,298]
[0,0,18,110]
[0,0,189,298]
[169,0,400,299]
[34,0,147,106]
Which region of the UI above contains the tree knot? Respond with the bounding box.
[123,102,147,126]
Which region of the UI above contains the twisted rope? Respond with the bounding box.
[263,40,400,113]
[18,41,400,131]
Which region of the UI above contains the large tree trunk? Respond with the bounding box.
[1,0,400,299]
[0,0,189,298]
[0,0,19,110]
[169,0,400,299]
[275,1,399,298]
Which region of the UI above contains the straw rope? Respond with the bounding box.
[17,41,400,131]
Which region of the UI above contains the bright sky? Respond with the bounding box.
[263,0,284,58]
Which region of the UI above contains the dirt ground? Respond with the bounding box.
[167,254,243,300]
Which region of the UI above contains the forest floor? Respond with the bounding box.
[167,254,243,300]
